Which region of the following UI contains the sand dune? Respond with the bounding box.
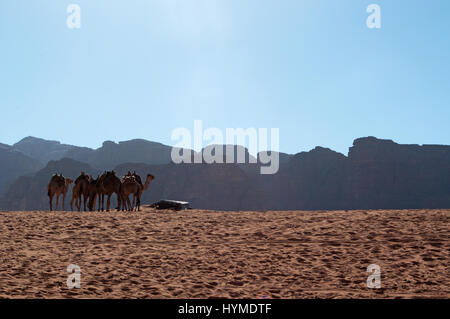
[0,208,448,298]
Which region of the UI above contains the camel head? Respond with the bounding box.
[141,174,154,191]
[65,178,73,186]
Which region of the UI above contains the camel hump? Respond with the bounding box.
[50,174,65,183]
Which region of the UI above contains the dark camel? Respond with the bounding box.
[70,172,91,211]
[120,175,140,211]
[47,174,73,211]
[97,171,122,211]
[87,175,100,211]
[120,172,155,211]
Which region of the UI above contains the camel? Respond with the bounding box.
[87,175,100,211]
[97,171,122,211]
[47,174,73,211]
[120,175,140,211]
[120,172,155,211]
[70,172,91,211]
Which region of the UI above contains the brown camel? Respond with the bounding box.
[120,175,140,211]
[120,172,155,211]
[70,172,91,211]
[87,175,100,211]
[97,171,122,211]
[47,174,73,211]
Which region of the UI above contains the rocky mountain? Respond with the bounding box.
[0,143,10,150]
[64,139,173,170]
[1,136,449,211]
[2,158,99,211]
[341,137,450,209]
[257,147,348,210]
[11,137,175,169]
[0,147,43,196]
[114,162,264,211]
[12,136,82,165]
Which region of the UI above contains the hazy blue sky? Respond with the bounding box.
[0,0,449,155]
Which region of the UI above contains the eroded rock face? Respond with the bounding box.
[61,139,174,170]
[0,147,43,196]
[114,162,264,211]
[255,138,450,210]
[1,136,450,211]
[342,137,450,209]
[2,158,99,211]
[10,136,175,170]
[12,136,80,165]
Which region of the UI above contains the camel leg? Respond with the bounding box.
[97,193,101,211]
[93,194,97,212]
[106,194,111,211]
[122,195,129,211]
[120,194,125,211]
[132,195,136,211]
[83,195,87,212]
[125,195,131,211]
[136,196,141,212]
[136,188,143,211]
[49,194,53,211]
[55,194,60,211]
[62,193,66,211]
[98,194,101,211]
[121,195,126,211]
[87,195,91,211]
[101,193,105,211]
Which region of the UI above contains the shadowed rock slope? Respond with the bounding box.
[1,137,449,211]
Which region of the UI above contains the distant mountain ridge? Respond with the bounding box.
[0,143,10,150]
[12,136,82,165]
[0,146,43,195]
[3,158,99,211]
[64,139,173,170]
[11,137,175,169]
[1,136,449,211]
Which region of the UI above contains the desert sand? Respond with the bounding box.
[0,208,448,299]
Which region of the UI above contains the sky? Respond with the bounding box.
[0,0,449,155]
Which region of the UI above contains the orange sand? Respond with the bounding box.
[0,208,448,298]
